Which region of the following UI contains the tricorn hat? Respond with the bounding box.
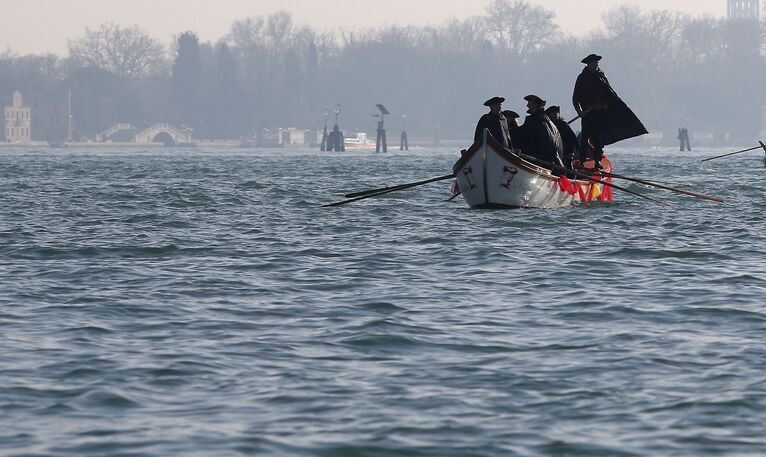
[524,94,546,106]
[581,53,602,64]
[483,96,505,107]
[502,110,520,119]
[544,105,560,116]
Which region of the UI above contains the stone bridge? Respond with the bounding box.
[96,123,136,141]
[135,123,193,146]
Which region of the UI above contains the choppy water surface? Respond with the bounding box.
[1,146,765,456]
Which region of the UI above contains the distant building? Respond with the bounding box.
[728,0,759,20]
[4,90,32,144]
[29,90,69,143]
[726,0,760,58]
[280,128,307,146]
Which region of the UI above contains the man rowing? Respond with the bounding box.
[544,105,578,169]
[474,96,511,148]
[503,110,521,148]
[517,94,565,173]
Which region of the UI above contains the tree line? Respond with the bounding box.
[1,0,764,143]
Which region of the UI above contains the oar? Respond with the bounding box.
[517,153,670,206]
[446,191,461,202]
[566,108,593,125]
[599,170,723,203]
[701,144,763,162]
[344,174,454,198]
[323,173,455,207]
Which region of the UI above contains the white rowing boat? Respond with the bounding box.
[453,131,613,209]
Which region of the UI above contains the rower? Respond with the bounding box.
[544,105,578,170]
[474,97,510,148]
[517,94,565,174]
[502,110,521,149]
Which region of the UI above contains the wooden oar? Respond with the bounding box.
[566,108,593,125]
[344,174,454,198]
[599,171,723,203]
[446,191,461,202]
[701,144,763,162]
[324,173,455,207]
[517,153,670,206]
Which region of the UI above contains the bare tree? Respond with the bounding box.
[601,6,686,68]
[228,17,265,53]
[68,23,166,78]
[265,11,294,57]
[680,17,727,65]
[435,17,488,56]
[484,0,560,60]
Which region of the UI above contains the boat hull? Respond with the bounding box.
[453,136,613,209]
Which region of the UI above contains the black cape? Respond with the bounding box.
[518,112,564,170]
[552,118,578,162]
[474,112,510,147]
[589,69,648,145]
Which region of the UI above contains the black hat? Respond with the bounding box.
[483,96,505,107]
[502,110,520,119]
[544,105,560,116]
[524,94,546,106]
[581,53,602,64]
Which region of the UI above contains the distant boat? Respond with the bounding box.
[453,131,613,209]
[344,132,376,150]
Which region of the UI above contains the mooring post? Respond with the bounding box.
[330,104,344,152]
[374,104,389,153]
[320,110,328,151]
[400,114,408,151]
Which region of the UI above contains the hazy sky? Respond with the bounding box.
[1,0,730,55]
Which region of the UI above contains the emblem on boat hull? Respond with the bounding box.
[500,166,518,189]
[462,166,476,190]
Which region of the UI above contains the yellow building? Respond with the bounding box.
[5,90,32,144]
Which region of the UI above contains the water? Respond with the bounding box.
[1,146,764,456]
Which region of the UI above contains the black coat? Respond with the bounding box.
[518,112,564,169]
[588,69,648,146]
[474,112,509,147]
[552,118,578,162]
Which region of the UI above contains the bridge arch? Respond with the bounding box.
[152,132,175,146]
[135,123,192,145]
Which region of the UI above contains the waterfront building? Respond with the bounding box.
[4,90,32,144]
[727,0,760,57]
[728,0,759,20]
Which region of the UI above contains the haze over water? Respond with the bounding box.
[0,0,729,55]
[1,146,764,456]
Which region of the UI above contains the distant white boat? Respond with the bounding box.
[344,132,376,150]
[453,131,613,209]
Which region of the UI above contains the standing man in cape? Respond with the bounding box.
[572,54,647,168]
[474,96,511,148]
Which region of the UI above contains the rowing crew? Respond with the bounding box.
[473,53,648,175]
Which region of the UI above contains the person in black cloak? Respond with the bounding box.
[474,96,510,148]
[518,95,565,174]
[502,109,521,149]
[544,105,578,169]
[572,54,648,168]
